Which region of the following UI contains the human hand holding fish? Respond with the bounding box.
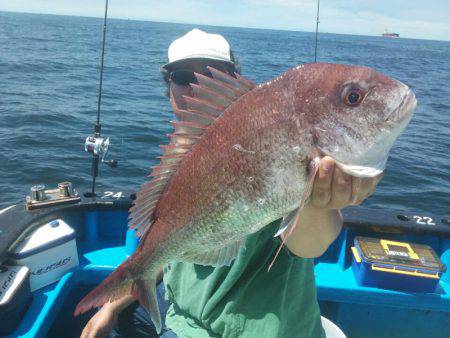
[281,155,383,259]
[310,156,383,210]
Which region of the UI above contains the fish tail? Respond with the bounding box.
[74,260,133,315]
[132,277,161,333]
[74,261,162,333]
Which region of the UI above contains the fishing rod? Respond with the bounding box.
[85,0,117,196]
[314,0,320,62]
[97,0,108,128]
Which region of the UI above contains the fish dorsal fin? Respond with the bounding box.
[208,66,256,93]
[128,68,255,237]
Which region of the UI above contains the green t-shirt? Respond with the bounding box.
[163,221,325,338]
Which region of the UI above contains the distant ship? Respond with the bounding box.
[382,32,400,38]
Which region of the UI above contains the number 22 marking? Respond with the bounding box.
[413,216,435,225]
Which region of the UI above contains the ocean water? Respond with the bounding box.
[0,11,449,216]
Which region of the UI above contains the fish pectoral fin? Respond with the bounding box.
[274,157,321,239]
[268,157,321,271]
[184,240,245,267]
[274,208,299,237]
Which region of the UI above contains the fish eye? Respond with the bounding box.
[342,86,365,107]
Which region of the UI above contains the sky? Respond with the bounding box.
[1,0,449,41]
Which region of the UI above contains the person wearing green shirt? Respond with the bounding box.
[81,29,382,338]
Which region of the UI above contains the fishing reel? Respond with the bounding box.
[84,135,117,168]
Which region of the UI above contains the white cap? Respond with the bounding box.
[163,29,233,70]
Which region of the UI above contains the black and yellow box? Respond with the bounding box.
[351,236,446,292]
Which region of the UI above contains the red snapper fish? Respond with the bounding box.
[75,63,416,332]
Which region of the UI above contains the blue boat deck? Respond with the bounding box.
[5,208,450,338]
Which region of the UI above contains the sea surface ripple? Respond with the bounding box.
[0,12,449,216]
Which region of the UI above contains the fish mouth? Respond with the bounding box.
[386,89,417,123]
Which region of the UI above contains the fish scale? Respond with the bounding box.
[160,123,309,248]
[75,63,416,334]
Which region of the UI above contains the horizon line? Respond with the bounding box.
[1,9,449,43]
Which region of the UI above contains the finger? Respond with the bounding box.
[329,165,352,209]
[369,172,384,194]
[310,157,334,207]
[350,177,372,205]
[314,157,335,190]
[80,322,91,338]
